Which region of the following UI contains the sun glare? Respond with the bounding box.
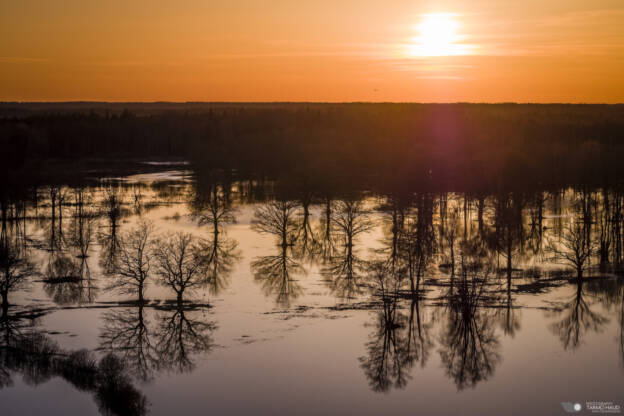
[408,13,473,57]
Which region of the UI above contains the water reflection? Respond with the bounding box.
[548,279,609,351]
[252,245,305,307]
[0,309,147,415]
[1,164,624,410]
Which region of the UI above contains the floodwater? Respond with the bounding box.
[1,162,623,416]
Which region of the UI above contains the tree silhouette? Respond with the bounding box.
[398,202,436,296]
[107,221,155,304]
[548,220,594,279]
[252,200,300,247]
[153,233,209,305]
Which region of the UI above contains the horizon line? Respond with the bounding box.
[1,101,623,105]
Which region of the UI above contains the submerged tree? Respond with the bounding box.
[68,212,96,259]
[331,200,374,249]
[548,220,594,279]
[321,199,374,299]
[193,184,236,236]
[399,205,436,296]
[153,233,208,304]
[252,200,300,247]
[192,188,240,295]
[108,221,155,304]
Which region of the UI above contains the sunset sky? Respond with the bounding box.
[1,0,623,102]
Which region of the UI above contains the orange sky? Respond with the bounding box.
[1,0,623,102]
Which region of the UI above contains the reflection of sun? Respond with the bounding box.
[408,13,473,57]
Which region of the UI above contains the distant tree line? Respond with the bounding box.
[2,103,624,193]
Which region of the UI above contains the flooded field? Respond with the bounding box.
[0,161,623,415]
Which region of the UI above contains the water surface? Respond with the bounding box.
[1,162,623,415]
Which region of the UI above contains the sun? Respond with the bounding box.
[408,13,473,57]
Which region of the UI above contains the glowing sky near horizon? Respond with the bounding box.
[1,0,623,102]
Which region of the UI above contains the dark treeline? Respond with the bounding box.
[2,103,624,194]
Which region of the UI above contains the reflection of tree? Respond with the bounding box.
[202,234,240,295]
[398,200,436,296]
[322,200,373,300]
[548,280,608,351]
[359,262,433,392]
[440,207,461,277]
[438,243,501,391]
[193,184,236,235]
[192,188,241,295]
[486,196,524,337]
[98,223,121,276]
[43,254,96,305]
[323,245,366,300]
[315,197,337,262]
[293,191,319,262]
[154,306,215,373]
[251,200,304,306]
[359,299,406,392]
[99,306,156,382]
[252,245,304,307]
[68,210,96,259]
[98,183,125,275]
[0,310,147,415]
[45,185,68,253]
[0,236,36,313]
[487,193,525,283]
[527,191,545,255]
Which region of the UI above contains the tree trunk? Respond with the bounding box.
[1,291,8,314]
[138,282,144,304]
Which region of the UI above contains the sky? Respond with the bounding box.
[1,0,623,102]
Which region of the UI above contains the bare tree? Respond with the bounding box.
[0,238,36,313]
[399,212,436,296]
[153,233,207,304]
[442,207,461,277]
[252,200,299,247]
[331,200,374,249]
[193,185,236,236]
[69,213,95,259]
[548,220,594,279]
[108,221,155,304]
